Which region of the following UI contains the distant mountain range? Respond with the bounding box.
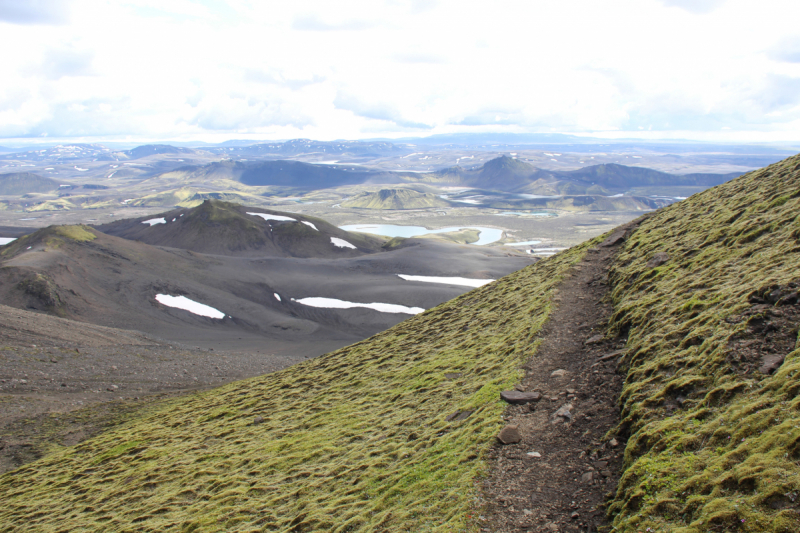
[159,155,741,197]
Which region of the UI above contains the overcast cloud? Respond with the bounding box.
[0,0,799,143]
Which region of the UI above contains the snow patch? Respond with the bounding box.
[155,294,225,319]
[295,297,424,315]
[301,221,319,231]
[274,293,281,302]
[331,237,356,249]
[142,218,166,226]
[0,237,16,245]
[397,274,493,288]
[247,212,296,222]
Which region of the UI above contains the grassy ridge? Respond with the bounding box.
[0,236,591,531]
[607,155,800,531]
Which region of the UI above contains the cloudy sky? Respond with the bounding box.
[1,0,799,144]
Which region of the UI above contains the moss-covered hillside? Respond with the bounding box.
[607,154,800,531]
[342,188,451,209]
[0,230,591,531]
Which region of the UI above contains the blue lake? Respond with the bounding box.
[340,224,504,245]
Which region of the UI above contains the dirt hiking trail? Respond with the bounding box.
[481,221,642,532]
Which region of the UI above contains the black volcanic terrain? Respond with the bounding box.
[96,200,385,257]
[0,202,532,358]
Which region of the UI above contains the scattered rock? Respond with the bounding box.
[551,369,567,377]
[444,409,473,422]
[565,388,576,394]
[497,425,522,444]
[585,334,604,344]
[544,522,559,531]
[593,461,608,469]
[526,451,542,458]
[253,416,264,425]
[646,252,670,269]
[106,385,118,392]
[571,511,580,519]
[444,373,462,380]
[500,390,542,404]
[609,438,619,448]
[552,403,573,422]
[600,230,626,247]
[601,470,612,478]
[581,472,594,483]
[598,350,624,362]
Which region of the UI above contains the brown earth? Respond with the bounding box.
[479,222,643,532]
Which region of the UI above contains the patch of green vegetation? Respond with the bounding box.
[418,228,481,245]
[606,155,800,531]
[53,225,97,242]
[0,233,594,531]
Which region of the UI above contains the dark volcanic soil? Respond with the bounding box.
[480,223,641,532]
[0,304,301,474]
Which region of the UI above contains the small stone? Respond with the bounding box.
[500,390,542,404]
[497,425,522,444]
[253,416,265,425]
[646,252,670,269]
[593,461,608,469]
[526,451,542,458]
[609,438,619,447]
[565,388,576,394]
[551,369,567,377]
[600,230,626,247]
[444,372,462,380]
[107,384,118,391]
[585,334,604,344]
[601,469,612,478]
[523,509,533,515]
[571,511,580,519]
[544,522,559,531]
[50,359,58,364]
[19,379,27,384]
[581,472,594,483]
[553,403,573,422]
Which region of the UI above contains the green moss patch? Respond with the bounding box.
[606,154,800,531]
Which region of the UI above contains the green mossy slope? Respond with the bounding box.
[0,236,593,531]
[607,155,800,531]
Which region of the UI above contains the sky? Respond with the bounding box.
[1,0,799,145]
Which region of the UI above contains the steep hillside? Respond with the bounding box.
[0,172,60,195]
[342,188,452,209]
[125,144,196,159]
[95,199,383,257]
[603,155,800,531]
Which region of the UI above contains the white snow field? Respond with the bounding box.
[293,297,424,315]
[155,294,225,319]
[397,274,494,288]
[142,218,166,226]
[247,212,296,222]
[0,237,16,245]
[330,237,356,249]
[301,221,319,231]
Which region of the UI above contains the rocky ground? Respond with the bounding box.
[480,224,639,532]
[0,304,301,474]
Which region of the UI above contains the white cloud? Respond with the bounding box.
[1,0,799,143]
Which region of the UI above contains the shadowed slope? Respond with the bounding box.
[0,172,60,195]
